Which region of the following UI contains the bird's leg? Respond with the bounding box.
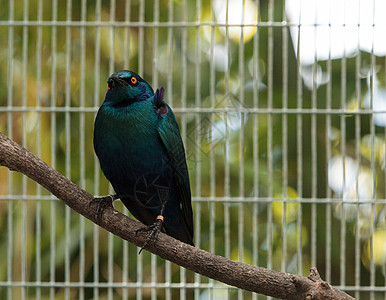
[137,215,164,254]
[137,188,168,254]
[89,193,129,221]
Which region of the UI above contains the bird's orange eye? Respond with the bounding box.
[107,84,111,90]
[130,77,137,85]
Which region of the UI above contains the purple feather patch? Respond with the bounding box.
[154,87,168,116]
[154,87,165,108]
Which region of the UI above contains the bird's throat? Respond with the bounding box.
[112,100,132,108]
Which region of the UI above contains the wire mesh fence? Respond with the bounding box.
[0,0,386,299]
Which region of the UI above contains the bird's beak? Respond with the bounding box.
[107,76,129,90]
[107,77,117,90]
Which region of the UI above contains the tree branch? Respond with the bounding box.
[0,132,353,300]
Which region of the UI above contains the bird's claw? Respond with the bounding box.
[136,216,164,254]
[89,195,115,222]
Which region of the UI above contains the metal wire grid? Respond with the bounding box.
[0,0,385,299]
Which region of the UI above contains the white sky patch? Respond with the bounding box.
[286,0,386,66]
[363,72,386,127]
[213,0,258,43]
[328,155,374,222]
[328,156,358,195]
[207,44,230,72]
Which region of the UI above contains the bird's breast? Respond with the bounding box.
[94,104,170,189]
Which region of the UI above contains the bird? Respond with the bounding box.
[93,70,194,249]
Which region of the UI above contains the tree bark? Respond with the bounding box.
[0,132,354,300]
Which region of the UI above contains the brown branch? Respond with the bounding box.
[0,132,354,300]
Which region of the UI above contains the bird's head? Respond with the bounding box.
[104,70,154,107]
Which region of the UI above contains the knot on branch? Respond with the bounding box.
[291,267,345,300]
[308,267,332,296]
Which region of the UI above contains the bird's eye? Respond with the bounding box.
[130,77,137,85]
[107,83,111,90]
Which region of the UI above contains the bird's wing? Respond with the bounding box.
[157,106,194,237]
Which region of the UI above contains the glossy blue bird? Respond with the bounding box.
[93,70,194,247]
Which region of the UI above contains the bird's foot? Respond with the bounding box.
[89,195,115,222]
[136,215,164,254]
